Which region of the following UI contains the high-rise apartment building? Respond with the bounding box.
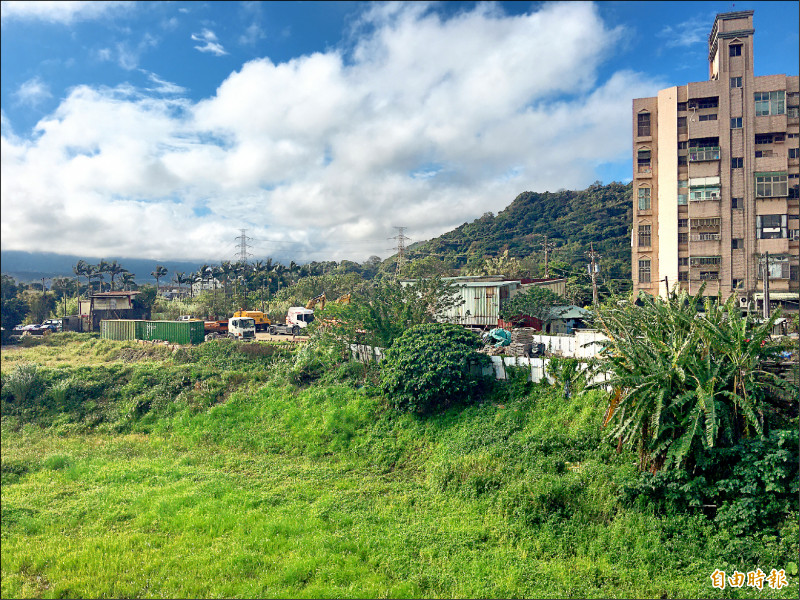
[632,11,799,313]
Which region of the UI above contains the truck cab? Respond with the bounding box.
[228,317,256,340]
[232,310,271,331]
[287,307,314,329]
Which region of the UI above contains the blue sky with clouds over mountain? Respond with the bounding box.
[1,1,797,262]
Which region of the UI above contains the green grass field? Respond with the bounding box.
[1,335,797,598]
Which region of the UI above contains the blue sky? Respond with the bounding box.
[1,1,798,262]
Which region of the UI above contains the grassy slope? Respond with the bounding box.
[1,336,797,599]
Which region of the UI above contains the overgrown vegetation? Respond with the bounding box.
[2,316,797,597]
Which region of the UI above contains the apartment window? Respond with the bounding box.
[755,91,785,116]
[678,194,688,205]
[731,157,743,168]
[678,258,689,266]
[690,146,720,162]
[690,97,719,109]
[678,155,688,166]
[638,187,651,210]
[731,197,743,208]
[691,218,721,229]
[789,185,800,199]
[755,173,789,197]
[730,117,742,128]
[690,186,721,201]
[790,148,799,159]
[637,113,651,137]
[791,265,799,282]
[732,239,744,249]
[755,134,773,144]
[638,259,651,284]
[700,272,719,281]
[789,134,799,139]
[677,116,687,131]
[764,257,790,279]
[678,180,688,189]
[678,232,688,244]
[729,44,742,57]
[788,107,799,118]
[732,278,743,289]
[678,142,687,150]
[638,224,651,247]
[730,77,742,88]
[637,149,651,173]
[698,114,717,122]
[678,272,688,282]
[756,214,788,239]
[690,256,722,266]
[678,218,688,228]
[677,102,687,112]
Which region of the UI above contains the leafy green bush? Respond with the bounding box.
[380,323,490,414]
[619,429,799,541]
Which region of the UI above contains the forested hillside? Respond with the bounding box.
[409,181,632,281]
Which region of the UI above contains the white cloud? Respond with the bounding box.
[191,28,227,56]
[658,13,714,48]
[141,71,187,95]
[13,77,52,107]
[1,2,664,262]
[0,0,131,24]
[239,22,265,46]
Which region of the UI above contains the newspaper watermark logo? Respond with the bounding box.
[710,568,788,590]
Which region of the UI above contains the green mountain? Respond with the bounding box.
[408,181,633,282]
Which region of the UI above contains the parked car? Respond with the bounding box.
[42,319,63,332]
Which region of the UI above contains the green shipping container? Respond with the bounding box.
[139,320,204,345]
[101,319,144,341]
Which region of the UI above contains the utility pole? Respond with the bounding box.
[540,235,556,278]
[762,251,771,319]
[390,227,410,278]
[586,243,601,306]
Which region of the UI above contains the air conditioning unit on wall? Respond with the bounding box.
[739,296,749,308]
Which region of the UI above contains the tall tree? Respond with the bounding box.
[120,272,137,291]
[73,260,91,296]
[106,260,127,291]
[151,265,168,294]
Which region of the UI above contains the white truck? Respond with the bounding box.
[227,316,256,340]
[268,307,314,336]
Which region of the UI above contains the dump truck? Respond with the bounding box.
[232,310,271,331]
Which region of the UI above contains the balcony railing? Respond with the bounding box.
[637,165,652,174]
[689,147,720,162]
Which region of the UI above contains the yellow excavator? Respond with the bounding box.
[305,292,326,310]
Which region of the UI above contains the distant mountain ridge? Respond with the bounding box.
[409,181,633,280]
[3,182,634,284]
[0,250,205,284]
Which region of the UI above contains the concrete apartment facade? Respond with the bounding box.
[632,11,799,313]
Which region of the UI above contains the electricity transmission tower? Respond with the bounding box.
[390,227,411,278]
[235,229,253,264]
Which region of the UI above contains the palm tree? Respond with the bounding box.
[95,260,111,292]
[120,272,136,291]
[151,265,168,295]
[173,272,186,297]
[107,260,127,291]
[219,261,234,297]
[73,260,91,297]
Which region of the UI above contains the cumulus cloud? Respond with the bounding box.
[191,28,227,56]
[1,2,663,262]
[0,0,131,24]
[13,77,52,107]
